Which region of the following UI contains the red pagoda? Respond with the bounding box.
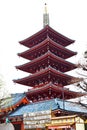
[13,4,83,103]
[1,4,87,130]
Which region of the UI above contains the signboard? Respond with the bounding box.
[48,126,71,129]
[23,110,51,129]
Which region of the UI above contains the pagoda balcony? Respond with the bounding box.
[13,67,81,87]
[18,37,77,60]
[16,51,77,73]
[19,25,75,48]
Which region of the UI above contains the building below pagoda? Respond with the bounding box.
[0,94,87,130]
[0,4,87,130]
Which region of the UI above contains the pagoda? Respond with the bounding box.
[0,4,87,130]
[13,4,83,103]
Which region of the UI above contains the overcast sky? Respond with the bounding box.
[0,0,87,93]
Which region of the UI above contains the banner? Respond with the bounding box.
[23,110,51,129]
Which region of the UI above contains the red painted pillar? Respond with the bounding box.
[21,122,24,130]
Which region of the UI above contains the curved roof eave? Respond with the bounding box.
[26,83,85,98]
[13,67,81,86]
[18,37,77,59]
[9,98,87,117]
[19,25,75,47]
[0,93,29,113]
[16,51,77,72]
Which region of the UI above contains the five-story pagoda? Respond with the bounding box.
[13,4,83,103]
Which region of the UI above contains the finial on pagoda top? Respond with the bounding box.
[44,3,47,14]
[43,3,49,27]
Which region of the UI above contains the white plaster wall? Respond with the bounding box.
[76,123,85,130]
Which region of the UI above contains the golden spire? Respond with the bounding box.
[43,3,49,27]
[44,3,47,14]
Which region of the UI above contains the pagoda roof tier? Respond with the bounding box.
[18,38,77,60]
[26,83,85,101]
[13,67,82,87]
[16,51,77,73]
[19,25,75,48]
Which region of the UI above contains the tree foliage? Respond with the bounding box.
[0,75,10,99]
[76,51,87,92]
